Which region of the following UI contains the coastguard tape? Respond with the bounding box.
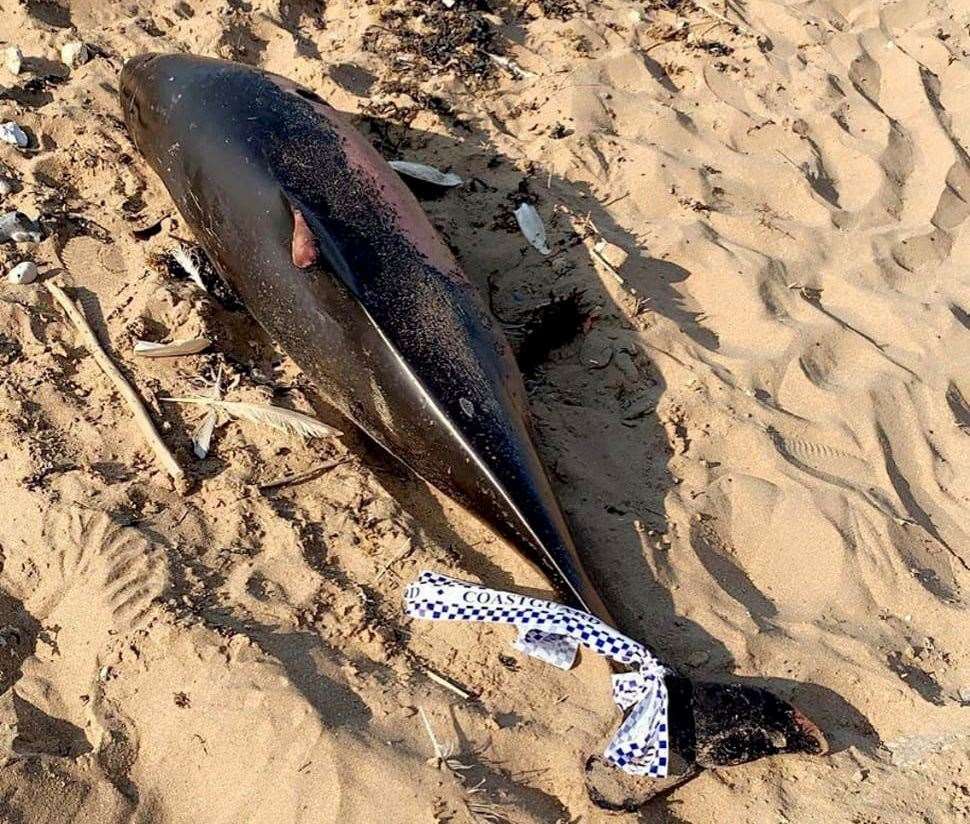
[404,571,670,777]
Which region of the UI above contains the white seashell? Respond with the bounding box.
[6,261,38,285]
[4,46,22,76]
[60,41,89,69]
[0,122,28,149]
[514,202,551,255]
[0,212,41,242]
[133,337,211,357]
[486,52,537,79]
[389,160,462,188]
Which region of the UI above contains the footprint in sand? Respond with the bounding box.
[0,507,168,769]
[769,427,873,490]
[0,503,449,823]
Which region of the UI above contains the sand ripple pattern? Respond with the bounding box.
[0,0,967,822]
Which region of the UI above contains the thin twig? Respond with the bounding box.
[258,457,350,491]
[423,668,473,700]
[692,0,758,38]
[374,540,415,581]
[418,707,444,760]
[46,282,185,487]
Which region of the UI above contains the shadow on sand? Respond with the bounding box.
[106,102,879,817]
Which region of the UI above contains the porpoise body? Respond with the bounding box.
[120,54,826,790]
[120,53,610,619]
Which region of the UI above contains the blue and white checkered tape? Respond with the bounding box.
[404,570,670,778]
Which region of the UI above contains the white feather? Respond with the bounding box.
[171,246,207,291]
[164,396,341,440]
[192,409,218,458]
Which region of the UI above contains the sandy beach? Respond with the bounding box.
[0,0,968,821]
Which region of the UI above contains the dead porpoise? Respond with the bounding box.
[119,54,826,797]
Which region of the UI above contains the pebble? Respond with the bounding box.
[0,177,13,196]
[613,350,639,381]
[0,122,28,149]
[60,40,89,69]
[4,46,22,76]
[958,686,970,704]
[6,260,37,285]
[0,211,42,243]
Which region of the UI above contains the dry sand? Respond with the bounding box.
[0,0,968,821]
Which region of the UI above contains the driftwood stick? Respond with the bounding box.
[46,281,185,486]
[422,668,473,701]
[258,457,349,491]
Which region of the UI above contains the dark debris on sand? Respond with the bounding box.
[357,0,598,142]
[526,0,583,21]
[358,0,508,148]
[363,1,501,84]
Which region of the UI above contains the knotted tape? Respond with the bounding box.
[404,570,670,777]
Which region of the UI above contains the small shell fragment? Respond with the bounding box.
[591,238,628,283]
[486,52,537,80]
[0,211,42,243]
[0,122,28,149]
[6,261,37,285]
[192,409,218,459]
[60,41,89,69]
[133,337,211,358]
[4,46,22,76]
[389,160,462,188]
[514,202,551,255]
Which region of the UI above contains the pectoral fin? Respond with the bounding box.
[291,206,318,269]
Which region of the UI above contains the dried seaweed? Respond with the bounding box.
[364,1,501,85]
[528,0,581,21]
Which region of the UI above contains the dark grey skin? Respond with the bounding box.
[120,54,826,791]
[120,52,610,621]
